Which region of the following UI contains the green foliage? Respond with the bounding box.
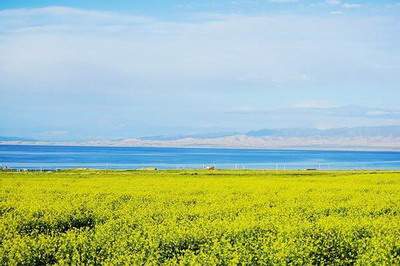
[0,170,399,265]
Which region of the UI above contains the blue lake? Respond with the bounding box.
[1,145,400,170]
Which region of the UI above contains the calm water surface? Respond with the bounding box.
[1,145,400,170]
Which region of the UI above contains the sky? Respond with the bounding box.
[0,0,400,140]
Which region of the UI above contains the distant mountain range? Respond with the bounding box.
[139,132,240,141]
[141,126,400,140]
[2,126,400,151]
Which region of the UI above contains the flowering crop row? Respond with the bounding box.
[0,170,399,265]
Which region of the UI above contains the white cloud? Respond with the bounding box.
[0,6,399,136]
[326,0,341,5]
[342,3,362,9]
[0,6,397,96]
[293,100,338,109]
[268,0,299,3]
[0,6,152,23]
[224,105,400,130]
[326,1,364,11]
[330,11,343,15]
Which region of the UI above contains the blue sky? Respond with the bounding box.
[1,1,400,14]
[1,1,400,140]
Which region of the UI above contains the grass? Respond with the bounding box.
[0,169,399,265]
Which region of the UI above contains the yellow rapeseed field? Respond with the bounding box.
[0,170,399,265]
